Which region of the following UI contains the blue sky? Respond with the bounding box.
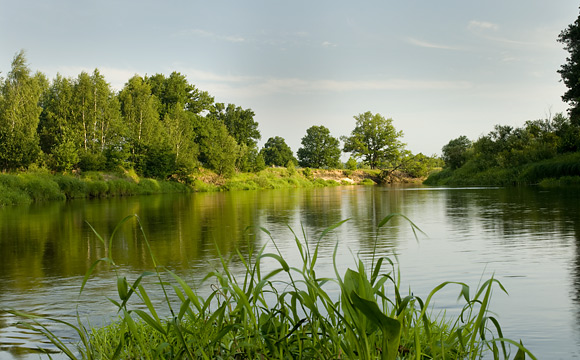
[1,0,578,157]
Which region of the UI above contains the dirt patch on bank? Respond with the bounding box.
[311,169,423,184]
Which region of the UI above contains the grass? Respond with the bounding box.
[7,215,535,359]
[0,172,191,206]
[425,152,580,187]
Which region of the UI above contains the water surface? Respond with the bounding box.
[0,185,579,359]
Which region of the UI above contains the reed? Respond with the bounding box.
[7,215,535,359]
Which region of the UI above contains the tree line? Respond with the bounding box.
[0,50,439,180]
[432,8,580,180]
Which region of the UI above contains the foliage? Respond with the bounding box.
[260,136,297,167]
[297,125,341,168]
[399,152,442,178]
[345,156,358,170]
[342,111,405,169]
[428,113,580,186]
[0,172,189,206]
[6,215,535,360]
[442,135,472,169]
[286,159,296,175]
[558,8,580,125]
[0,50,45,170]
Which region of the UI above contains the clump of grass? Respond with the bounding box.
[8,215,535,359]
[53,175,88,199]
[0,182,32,206]
[359,178,376,185]
[538,175,580,187]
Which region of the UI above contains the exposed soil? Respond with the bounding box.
[311,169,423,184]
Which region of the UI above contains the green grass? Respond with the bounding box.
[8,215,535,359]
[0,172,190,206]
[425,152,580,187]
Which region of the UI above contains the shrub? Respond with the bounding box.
[359,178,375,185]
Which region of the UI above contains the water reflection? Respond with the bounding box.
[0,186,579,359]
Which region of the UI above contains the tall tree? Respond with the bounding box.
[72,70,126,170]
[147,72,214,118]
[38,74,79,171]
[210,103,260,148]
[203,118,239,176]
[441,135,472,170]
[164,104,198,174]
[558,9,580,125]
[119,75,165,169]
[209,103,261,172]
[341,111,405,169]
[0,50,46,170]
[297,125,341,168]
[260,136,296,167]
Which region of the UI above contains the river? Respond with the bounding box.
[0,185,579,359]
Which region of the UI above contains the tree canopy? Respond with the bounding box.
[558,9,580,125]
[261,136,296,167]
[342,111,405,169]
[0,51,267,178]
[441,135,472,170]
[297,125,341,168]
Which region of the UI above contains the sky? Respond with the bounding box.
[1,0,578,158]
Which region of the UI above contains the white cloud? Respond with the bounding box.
[321,41,337,48]
[468,20,499,31]
[407,37,459,50]
[184,68,473,99]
[179,29,245,43]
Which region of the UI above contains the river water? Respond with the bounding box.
[0,185,579,359]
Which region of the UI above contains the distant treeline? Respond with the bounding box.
[0,50,265,179]
[426,113,580,186]
[0,50,440,180]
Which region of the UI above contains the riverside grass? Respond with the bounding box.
[0,167,376,206]
[0,172,190,206]
[8,215,534,360]
[425,152,580,187]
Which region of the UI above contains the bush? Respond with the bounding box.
[0,183,31,206]
[53,175,88,199]
[359,178,375,185]
[17,174,65,202]
[86,181,109,198]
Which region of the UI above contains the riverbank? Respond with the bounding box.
[425,152,580,186]
[0,170,190,207]
[0,166,428,207]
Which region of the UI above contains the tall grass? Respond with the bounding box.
[425,152,580,187]
[7,215,535,359]
[0,173,190,206]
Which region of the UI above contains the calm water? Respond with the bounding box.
[1,185,579,359]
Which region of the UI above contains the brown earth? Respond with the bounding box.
[311,169,424,184]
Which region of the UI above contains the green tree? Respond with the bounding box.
[342,111,405,169]
[441,135,472,169]
[0,50,46,170]
[38,74,79,171]
[119,75,165,171]
[345,157,358,170]
[203,120,239,177]
[164,104,198,175]
[147,72,214,118]
[209,103,260,172]
[558,10,580,125]
[72,70,126,170]
[210,103,260,147]
[297,125,341,168]
[261,136,296,167]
